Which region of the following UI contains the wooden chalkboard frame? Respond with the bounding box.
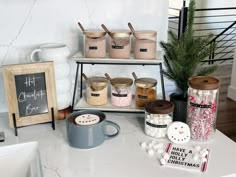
[3,62,58,128]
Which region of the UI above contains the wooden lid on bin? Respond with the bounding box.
[109,30,132,38]
[110,77,133,87]
[87,77,107,91]
[135,78,157,88]
[84,30,106,38]
[134,30,157,39]
[145,100,174,114]
[88,77,108,86]
[188,76,220,90]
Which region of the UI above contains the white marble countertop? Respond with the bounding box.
[0,112,236,177]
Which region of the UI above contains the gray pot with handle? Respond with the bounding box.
[66,110,120,149]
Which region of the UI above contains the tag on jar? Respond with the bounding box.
[75,114,100,125]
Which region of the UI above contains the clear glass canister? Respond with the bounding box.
[135,78,157,107]
[110,77,133,107]
[109,30,131,59]
[187,76,220,141]
[134,30,157,59]
[145,100,174,138]
[84,30,106,58]
[86,77,108,105]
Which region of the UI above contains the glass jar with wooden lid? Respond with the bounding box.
[105,73,133,107]
[132,72,157,107]
[108,30,132,59]
[82,73,108,106]
[78,22,106,58]
[145,100,174,138]
[101,25,131,59]
[133,30,157,59]
[187,76,220,141]
[84,30,106,58]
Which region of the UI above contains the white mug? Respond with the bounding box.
[30,43,70,63]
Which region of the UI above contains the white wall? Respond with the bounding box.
[0,0,169,112]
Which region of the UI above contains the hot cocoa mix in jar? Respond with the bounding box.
[187,76,220,141]
[83,74,108,106]
[132,72,157,107]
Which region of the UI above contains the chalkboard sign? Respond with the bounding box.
[15,73,48,117]
[2,62,58,128]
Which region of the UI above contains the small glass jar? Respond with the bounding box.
[145,100,174,138]
[84,30,106,58]
[134,78,157,107]
[134,30,157,59]
[86,76,108,105]
[187,76,220,141]
[109,30,132,59]
[110,77,133,107]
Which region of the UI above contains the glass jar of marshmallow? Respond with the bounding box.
[187,76,220,141]
[105,73,133,107]
[145,100,174,138]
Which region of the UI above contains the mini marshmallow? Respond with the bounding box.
[140,142,147,149]
[194,145,201,152]
[147,149,155,156]
[202,157,207,162]
[148,140,156,148]
[163,153,170,160]
[153,143,163,150]
[160,158,166,165]
[193,153,199,161]
[201,152,208,157]
[200,149,208,157]
[157,148,164,154]
[153,145,159,150]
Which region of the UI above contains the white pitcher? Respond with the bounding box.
[30,43,72,111]
[30,43,70,63]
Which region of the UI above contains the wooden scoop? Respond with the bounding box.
[78,22,85,33]
[128,22,135,34]
[105,73,121,94]
[101,24,117,45]
[82,73,96,91]
[132,72,138,81]
[104,73,112,81]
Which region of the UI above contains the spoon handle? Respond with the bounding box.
[104,73,111,81]
[78,22,85,32]
[101,24,110,34]
[132,72,138,81]
[82,73,88,80]
[128,22,135,33]
[101,24,117,46]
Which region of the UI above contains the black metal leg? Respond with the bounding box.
[12,113,18,136]
[159,63,166,100]
[80,63,83,98]
[51,107,55,130]
[72,63,80,109]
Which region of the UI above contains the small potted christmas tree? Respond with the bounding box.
[160,0,217,122]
